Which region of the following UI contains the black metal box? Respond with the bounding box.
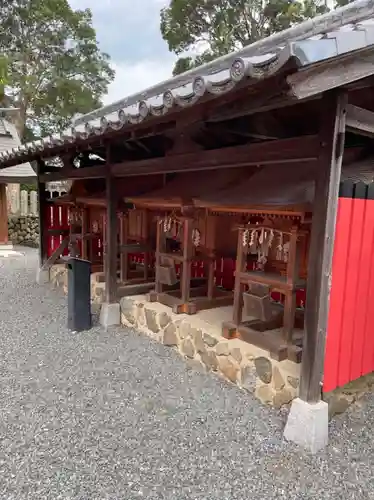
[66,257,92,331]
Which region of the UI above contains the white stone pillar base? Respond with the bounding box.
[99,302,120,328]
[283,398,329,453]
[36,267,50,285]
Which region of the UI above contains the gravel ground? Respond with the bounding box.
[0,248,373,500]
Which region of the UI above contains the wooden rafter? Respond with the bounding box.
[346,104,374,138]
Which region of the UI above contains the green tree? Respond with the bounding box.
[0,0,114,138]
[161,0,347,76]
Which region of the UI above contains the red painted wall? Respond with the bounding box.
[324,182,374,392]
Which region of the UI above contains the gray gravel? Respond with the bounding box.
[0,248,373,499]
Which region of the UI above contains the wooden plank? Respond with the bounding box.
[346,104,374,138]
[288,46,374,101]
[104,149,118,304]
[299,90,347,403]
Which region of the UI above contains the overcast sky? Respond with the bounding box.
[68,0,177,106]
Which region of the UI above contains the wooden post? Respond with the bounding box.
[154,219,163,294]
[181,218,193,303]
[119,213,128,283]
[104,151,118,304]
[81,207,89,260]
[283,227,299,343]
[232,228,245,326]
[0,183,8,245]
[299,91,347,403]
[36,160,48,265]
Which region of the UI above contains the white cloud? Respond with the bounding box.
[103,58,175,105]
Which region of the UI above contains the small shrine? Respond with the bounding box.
[194,162,314,361]
[126,169,250,314]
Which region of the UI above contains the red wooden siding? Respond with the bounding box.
[324,182,374,392]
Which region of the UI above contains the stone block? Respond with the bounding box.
[158,312,171,329]
[145,308,159,333]
[120,298,136,325]
[254,357,272,384]
[201,350,218,371]
[241,364,256,393]
[181,338,196,359]
[191,328,206,354]
[218,356,239,383]
[273,388,292,408]
[272,366,285,391]
[284,398,329,453]
[256,384,275,404]
[163,323,178,346]
[287,376,299,389]
[230,347,243,364]
[203,332,219,347]
[216,342,230,356]
[179,321,191,339]
[137,303,146,326]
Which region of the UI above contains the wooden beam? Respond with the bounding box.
[299,90,347,403]
[40,238,69,271]
[104,147,118,304]
[38,135,319,181]
[346,104,374,138]
[288,46,374,101]
[111,135,319,177]
[39,164,107,182]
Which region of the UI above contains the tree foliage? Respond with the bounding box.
[161,0,352,76]
[0,0,114,138]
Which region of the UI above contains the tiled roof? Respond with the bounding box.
[0,0,373,168]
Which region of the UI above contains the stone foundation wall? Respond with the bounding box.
[120,296,300,407]
[49,263,300,406]
[8,215,39,247]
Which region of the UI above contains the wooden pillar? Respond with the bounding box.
[119,213,128,283]
[299,91,347,403]
[104,155,118,304]
[232,227,245,326]
[181,218,193,303]
[36,161,48,265]
[0,183,8,244]
[283,227,299,343]
[81,207,89,260]
[154,219,163,294]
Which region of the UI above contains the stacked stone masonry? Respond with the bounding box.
[8,215,39,247]
[49,264,300,406]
